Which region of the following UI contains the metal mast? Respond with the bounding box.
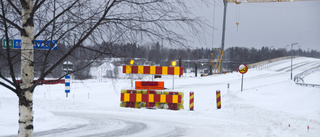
[220,0,228,73]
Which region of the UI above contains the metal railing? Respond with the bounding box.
[294,65,320,87]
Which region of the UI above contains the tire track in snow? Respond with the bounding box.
[32,112,147,137]
[275,61,310,72]
[31,112,187,137]
[285,62,320,72]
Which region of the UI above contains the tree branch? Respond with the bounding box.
[0,14,23,32]
[37,0,117,86]
[0,0,20,91]
[8,0,22,15]
[34,0,79,39]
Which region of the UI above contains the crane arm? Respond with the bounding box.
[227,0,313,3]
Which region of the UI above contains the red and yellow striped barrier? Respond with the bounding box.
[123,65,183,76]
[120,89,184,110]
[216,90,221,109]
[189,92,194,111]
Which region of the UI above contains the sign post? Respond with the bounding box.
[65,75,70,97]
[130,60,134,88]
[63,61,73,97]
[172,61,177,90]
[238,64,248,92]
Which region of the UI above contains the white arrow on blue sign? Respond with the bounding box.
[2,39,58,50]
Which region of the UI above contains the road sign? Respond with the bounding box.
[2,39,58,50]
[238,64,248,74]
[238,64,248,92]
[135,81,164,90]
[2,39,14,48]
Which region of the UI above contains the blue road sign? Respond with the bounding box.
[2,39,58,50]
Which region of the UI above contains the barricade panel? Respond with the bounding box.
[120,89,184,110]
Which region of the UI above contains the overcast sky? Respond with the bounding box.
[186,0,320,51]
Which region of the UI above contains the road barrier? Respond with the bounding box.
[123,65,183,75]
[120,89,184,110]
[189,92,194,111]
[216,90,221,109]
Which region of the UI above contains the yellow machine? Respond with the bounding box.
[215,0,313,74]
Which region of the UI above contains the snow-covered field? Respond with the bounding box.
[1,57,320,137]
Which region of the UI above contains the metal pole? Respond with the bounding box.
[131,73,133,88]
[290,43,298,80]
[130,65,133,88]
[220,0,228,72]
[228,83,229,92]
[195,64,197,77]
[172,75,174,90]
[291,44,293,80]
[241,74,244,92]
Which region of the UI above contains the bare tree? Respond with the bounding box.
[0,0,206,136]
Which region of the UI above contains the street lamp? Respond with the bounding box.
[269,46,274,60]
[286,45,289,51]
[291,42,298,80]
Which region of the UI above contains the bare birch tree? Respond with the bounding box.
[0,0,206,136]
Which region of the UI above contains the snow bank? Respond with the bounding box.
[1,57,319,136]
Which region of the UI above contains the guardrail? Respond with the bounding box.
[295,83,320,87]
[247,56,293,69]
[294,65,320,83]
[294,64,320,87]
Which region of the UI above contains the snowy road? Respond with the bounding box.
[1,57,319,137]
[30,111,187,137]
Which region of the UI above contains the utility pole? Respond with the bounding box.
[220,0,228,73]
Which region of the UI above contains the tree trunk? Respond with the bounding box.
[18,95,34,137]
[19,0,34,136]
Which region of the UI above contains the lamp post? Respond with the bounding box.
[130,60,134,88]
[291,43,298,80]
[286,45,289,51]
[286,45,290,56]
[269,46,274,60]
[172,61,177,90]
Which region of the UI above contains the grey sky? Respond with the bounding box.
[187,0,320,51]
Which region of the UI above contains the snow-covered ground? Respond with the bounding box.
[0,57,319,137]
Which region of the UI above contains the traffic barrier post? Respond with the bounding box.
[189,92,194,111]
[216,90,221,109]
[65,75,70,97]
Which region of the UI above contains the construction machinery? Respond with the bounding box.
[216,0,312,74]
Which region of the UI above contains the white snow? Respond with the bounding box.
[0,57,319,136]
